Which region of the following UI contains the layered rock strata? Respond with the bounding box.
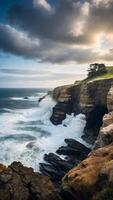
[51,79,113,143]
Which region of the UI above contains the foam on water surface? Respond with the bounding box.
[0,95,88,171]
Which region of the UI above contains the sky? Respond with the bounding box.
[0,0,113,88]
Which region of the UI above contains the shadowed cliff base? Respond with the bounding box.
[83,105,108,144]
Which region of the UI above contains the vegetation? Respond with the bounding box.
[90,66,113,81]
[84,65,113,82]
[73,65,113,86]
[88,63,107,78]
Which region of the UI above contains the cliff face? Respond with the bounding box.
[94,111,113,149]
[61,113,113,200]
[62,143,113,200]
[107,85,113,112]
[51,78,113,143]
[52,78,113,119]
[1,75,113,200]
[61,85,113,200]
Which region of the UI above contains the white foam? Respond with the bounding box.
[0,95,88,171]
[10,93,47,102]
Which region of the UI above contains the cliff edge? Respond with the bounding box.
[0,66,113,200]
[51,66,113,144]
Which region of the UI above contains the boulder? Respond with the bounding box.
[50,87,74,125]
[107,85,113,112]
[62,144,113,200]
[40,139,90,182]
[0,162,62,200]
[64,139,90,154]
[94,111,113,149]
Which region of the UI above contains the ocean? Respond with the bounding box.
[0,88,87,171]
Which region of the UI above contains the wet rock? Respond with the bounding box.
[40,163,65,181]
[38,94,48,103]
[44,153,73,171]
[56,146,83,156]
[40,153,74,182]
[56,139,90,160]
[26,141,35,149]
[50,88,73,125]
[24,97,28,100]
[40,139,90,183]
[65,139,90,153]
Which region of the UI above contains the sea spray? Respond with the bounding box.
[0,92,87,171]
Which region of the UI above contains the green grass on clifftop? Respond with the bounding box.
[84,66,113,83]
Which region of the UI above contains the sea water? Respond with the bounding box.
[0,88,88,171]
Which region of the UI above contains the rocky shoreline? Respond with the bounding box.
[0,77,113,199]
[39,139,90,183]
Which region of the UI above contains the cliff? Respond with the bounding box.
[0,67,113,200]
[61,83,113,200]
[61,109,113,200]
[62,143,113,200]
[51,68,113,143]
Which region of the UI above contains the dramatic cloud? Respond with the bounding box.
[0,24,41,58]
[33,0,53,11]
[0,0,113,63]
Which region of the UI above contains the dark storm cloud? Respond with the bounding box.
[8,0,113,45]
[0,23,98,64]
[0,24,41,59]
[7,0,81,44]
[0,0,113,63]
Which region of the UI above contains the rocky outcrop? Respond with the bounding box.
[0,162,62,200]
[61,85,113,200]
[50,87,74,125]
[39,139,90,183]
[62,143,113,200]
[1,76,113,199]
[52,78,113,117]
[51,78,113,143]
[107,85,113,112]
[94,111,113,149]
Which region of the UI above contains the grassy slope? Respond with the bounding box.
[83,66,113,83]
[73,66,113,87]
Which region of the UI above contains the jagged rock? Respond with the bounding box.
[52,78,113,118]
[56,139,90,160]
[51,79,113,142]
[39,153,73,182]
[94,111,113,149]
[107,85,113,112]
[38,94,48,103]
[40,163,65,181]
[44,153,73,171]
[64,139,90,154]
[0,162,62,200]
[62,144,113,200]
[50,88,73,125]
[40,139,90,182]
[56,146,85,156]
